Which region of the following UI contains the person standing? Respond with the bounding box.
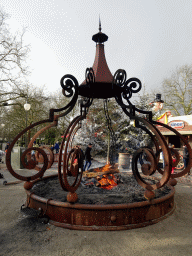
[76,145,85,169]
[5,142,10,153]
[171,156,176,174]
[83,143,92,171]
[50,145,54,151]
[183,145,189,169]
[54,142,60,154]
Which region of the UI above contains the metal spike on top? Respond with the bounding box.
[99,15,101,32]
[92,18,108,44]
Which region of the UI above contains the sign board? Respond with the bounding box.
[169,121,184,129]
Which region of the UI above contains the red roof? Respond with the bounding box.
[92,43,113,84]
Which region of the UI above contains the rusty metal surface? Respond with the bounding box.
[5,25,192,231]
[6,146,48,181]
[58,115,85,193]
[6,73,79,182]
[138,148,157,176]
[35,145,54,170]
[132,117,172,191]
[25,174,175,231]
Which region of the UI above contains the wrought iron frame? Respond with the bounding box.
[6,67,192,200]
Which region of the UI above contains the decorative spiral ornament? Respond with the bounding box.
[113,70,142,109]
[35,145,54,171]
[5,120,52,181]
[58,115,85,192]
[63,147,84,193]
[7,147,48,181]
[125,77,142,94]
[138,148,157,176]
[122,78,142,102]
[132,117,172,191]
[60,74,79,98]
[85,67,95,85]
[113,69,127,87]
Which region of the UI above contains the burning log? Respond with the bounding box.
[83,164,119,179]
[83,164,120,190]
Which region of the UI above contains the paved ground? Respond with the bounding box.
[1,159,192,256]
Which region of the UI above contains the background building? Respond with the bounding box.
[157,111,192,150]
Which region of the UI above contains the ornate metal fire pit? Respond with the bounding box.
[25,173,175,231]
[6,22,192,230]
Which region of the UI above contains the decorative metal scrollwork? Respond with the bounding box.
[58,115,86,192]
[124,77,142,95]
[85,67,95,85]
[138,147,157,176]
[113,69,142,109]
[35,145,54,171]
[5,63,192,200]
[132,117,172,191]
[6,146,48,181]
[113,69,127,87]
[5,120,51,181]
[6,73,81,183]
[60,74,79,98]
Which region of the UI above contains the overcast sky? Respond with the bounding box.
[1,0,192,96]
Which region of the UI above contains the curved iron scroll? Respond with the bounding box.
[131,116,172,190]
[6,63,192,198]
[112,68,192,189]
[6,74,80,181]
[113,69,153,121]
[58,115,86,192]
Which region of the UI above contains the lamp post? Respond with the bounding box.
[24,100,31,148]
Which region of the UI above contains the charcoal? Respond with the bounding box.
[31,173,171,205]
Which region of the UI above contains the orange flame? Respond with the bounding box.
[94,164,111,173]
[96,164,118,190]
[98,174,117,190]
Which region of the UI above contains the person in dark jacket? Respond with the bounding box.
[54,142,60,154]
[83,143,92,171]
[75,145,85,169]
[183,145,189,169]
[5,142,10,153]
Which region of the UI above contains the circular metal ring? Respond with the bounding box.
[138,148,157,176]
[132,117,172,190]
[7,147,48,181]
[35,145,54,171]
[113,69,127,87]
[58,115,85,192]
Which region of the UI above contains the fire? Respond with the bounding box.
[96,164,118,190]
[83,164,119,190]
[94,164,111,173]
[98,174,117,190]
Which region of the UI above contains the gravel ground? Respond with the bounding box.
[1,159,192,256]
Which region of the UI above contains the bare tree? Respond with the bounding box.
[162,65,192,115]
[2,86,49,143]
[0,8,30,107]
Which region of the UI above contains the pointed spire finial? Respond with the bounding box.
[99,15,101,32]
[92,17,108,44]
